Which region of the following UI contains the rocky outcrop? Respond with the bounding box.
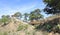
[30,15,60,25]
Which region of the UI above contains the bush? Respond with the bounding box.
[3,32,8,35]
[0,32,8,35]
[57,24,60,29]
[0,15,11,26]
[17,24,28,31]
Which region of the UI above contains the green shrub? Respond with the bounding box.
[3,32,8,35]
[0,15,10,26]
[45,24,52,30]
[17,24,28,31]
[0,32,3,35]
[0,32,8,35]
[17,25,23,31]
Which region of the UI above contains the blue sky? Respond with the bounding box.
[0,0,51,18]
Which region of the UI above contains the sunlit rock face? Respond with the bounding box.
[30,15,60,25]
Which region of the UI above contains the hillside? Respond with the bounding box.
[0,16,60,35]
[0,17,35,35]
